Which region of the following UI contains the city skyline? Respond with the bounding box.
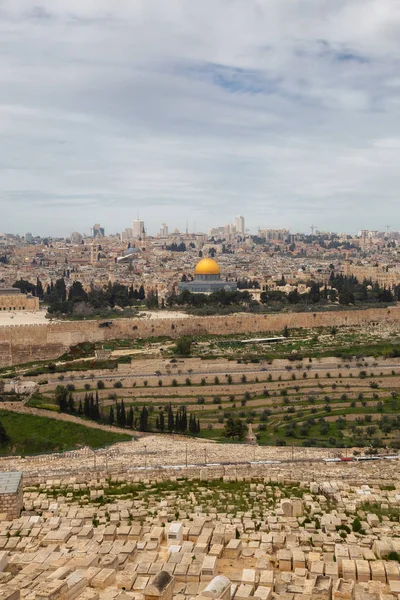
[1,0,400,235]
[3,222,400,240]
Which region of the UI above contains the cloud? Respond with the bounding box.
[0,0,400,235]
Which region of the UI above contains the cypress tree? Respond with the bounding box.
[89,394,95,419]
[84,393,90,418]
[159,410,165,433]
[120,400,126,428]
[175,409,181,432]
[181,406,187,432]
[108,405,114,425]
[139,406,149,431]
[0,420,9,445]
[167,404,174,431]
[55,386,68,413]
[68,392,75,413]
[127,407,134,429]
[94,392,100,421]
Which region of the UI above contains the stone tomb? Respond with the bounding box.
[144,570,175,600]
[0,472,23,520]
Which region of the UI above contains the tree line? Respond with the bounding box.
[13,277,150,316]
[55,387,200,434]
[167,289,253,308]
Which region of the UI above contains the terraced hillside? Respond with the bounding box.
[25,352,400,450]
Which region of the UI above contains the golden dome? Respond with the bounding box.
[194,257,221,275]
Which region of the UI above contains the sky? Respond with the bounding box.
[1,0,400,237]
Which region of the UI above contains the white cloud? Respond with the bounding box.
[0,0,400,235]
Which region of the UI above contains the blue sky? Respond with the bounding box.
[1,0,400,236]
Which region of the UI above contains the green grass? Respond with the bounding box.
[0,410,131,456]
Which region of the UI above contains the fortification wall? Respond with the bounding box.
[0,306,398,367]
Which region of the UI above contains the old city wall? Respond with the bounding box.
[0,306,399,367]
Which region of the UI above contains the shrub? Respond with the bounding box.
[352,518,363,532]
[114,381,123,388]
[97,380,105,389]
[386,552,400,562]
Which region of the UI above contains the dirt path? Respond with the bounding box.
[0,402,143,437]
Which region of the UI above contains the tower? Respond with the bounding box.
[235,216,245,234]
[133,220,145,239]
[93,224,104,238]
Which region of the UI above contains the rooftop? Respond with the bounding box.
[0,287,21,296]
[0,472,22,494]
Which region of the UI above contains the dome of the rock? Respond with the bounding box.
[194,258,221,276]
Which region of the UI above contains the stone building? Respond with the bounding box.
[0,288,39,312]
[178,258,237,294]
[0,472,23,520]
[344,259,400,288]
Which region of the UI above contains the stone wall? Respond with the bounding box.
[20,461,399,489]
[0,306,399,367]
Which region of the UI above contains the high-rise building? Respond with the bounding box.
[93,224,105,238]
[121,228,133,241]
[25,232,33,243]
[235,216,245,234]
[71,232,83,244]
[160,223,168,237]
[259,229,289,241]
[133,220,145,239]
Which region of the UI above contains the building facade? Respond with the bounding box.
[133,220,145,238]
[0,288,39,311]
[235,216,245,234]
